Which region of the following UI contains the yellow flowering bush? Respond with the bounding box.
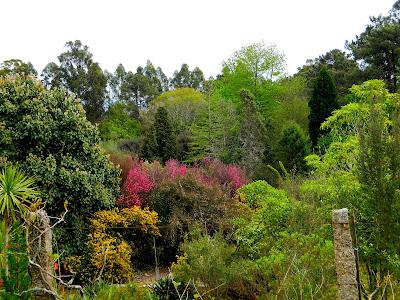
[65,207,159,283]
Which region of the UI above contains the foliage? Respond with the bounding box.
[42,40,107,122]
[296,49,366,100]
[151,276,196,300]
[302,79,400,297]
[237,89,267,174]
[0,164,38,278]
[0,76,120,256]
[224,41,286,85]
[347,4,400,92]
[0,59,37,78]
[308,66,338,147]
[99,102,141,141]
[117,158,154,207]
[170,64,205,91]
[154,106,177,163]
[0,222,31,300]
[147,88,206,134]
[66,207,159,284]
[274,123,310,173]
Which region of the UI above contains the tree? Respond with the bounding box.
[347,4,400,92]
[98,102,141,141]
[296,49,365,100]
[237,89,267,174]
[140,125,157,162]
[154,107,177,163]
[0,59,37,77]
[0,76,120,255]
[224,41,285,87]
[308,67,338,147]
[274,124,310,173]
[0,165,38,276]
[41,40,107,122]
[170,64,205,91]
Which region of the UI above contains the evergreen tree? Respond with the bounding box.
[140,125,157,162]
[238,89,267,174]
[274,124,310,173]
[308,67,338,147]
[154,106,177,163]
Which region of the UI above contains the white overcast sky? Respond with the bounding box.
[0,0,396,78]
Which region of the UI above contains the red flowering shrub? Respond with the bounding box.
[117,159,154,207]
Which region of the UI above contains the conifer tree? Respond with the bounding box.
[140,125,157,161]
[238,89,267,173]
[154,106,177,163]
[308,67,338,147]
[274,124,310,173]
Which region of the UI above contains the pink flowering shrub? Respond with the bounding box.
[165,159,187,179]
[117,158,154,207]
[190,158,249,196]
[117,156,247,208]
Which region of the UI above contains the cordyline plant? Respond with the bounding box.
[0,165,39,276]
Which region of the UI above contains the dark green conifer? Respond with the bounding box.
[154,106,177,163]
[274,124,310,173]
[140,125,157,161]
[308,67,338,147]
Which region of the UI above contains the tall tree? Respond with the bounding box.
[41,40,107,122]
[347,3,400,92]
[0,76,120,255]
[170,64,205,91]
[224,41,285,87]
[296,49,365,99]
[308,67,338,147]
[0,59,37,77]
[237,89,267,174]
[154,106,177,163]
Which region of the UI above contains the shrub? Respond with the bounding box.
[0,76,120,256]
[65,207,159,284]
[151,276,196,300]
[117,158,154,207]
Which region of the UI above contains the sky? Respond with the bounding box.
[0,0,396,78]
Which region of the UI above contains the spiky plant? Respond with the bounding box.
[0,165,38,276]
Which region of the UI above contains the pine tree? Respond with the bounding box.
[154,106,177,163]
[308,67,338,147]
[274,124,310,173]
[140,125,157,161]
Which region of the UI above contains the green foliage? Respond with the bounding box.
[154,106,177,163]
[237,89,267,174]
[0,59,37,78]
[0,222,31,300]
[148,88,206,134]
[347,5,400,92]
[0,76,120,255]
[302,79,400,297]
[274,123,310,173]
[99,102,141,141]
[308,66,338,147]
[151,276,195,300]
[42,40,107,122]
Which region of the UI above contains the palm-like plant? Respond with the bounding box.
[0,165,39,276]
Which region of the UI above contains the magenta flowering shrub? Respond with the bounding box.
[191,158,249,196]
[117,157,248,208]
[165,159,187,178]
[117,158,154,207]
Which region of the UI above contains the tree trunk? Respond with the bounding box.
[27,209,55,300]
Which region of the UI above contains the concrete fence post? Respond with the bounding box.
[332,208,358,300]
